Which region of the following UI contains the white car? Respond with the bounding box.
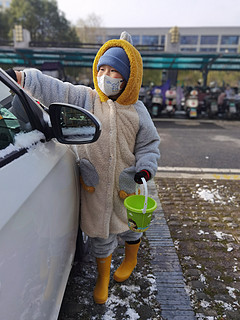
[0,69,101,320]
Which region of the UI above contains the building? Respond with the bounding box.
[90,26,240,54]
[0,0,11,11]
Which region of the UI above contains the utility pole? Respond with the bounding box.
[13,25,31,48]
[165,26,180,86]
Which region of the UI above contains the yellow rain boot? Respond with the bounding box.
[113,241,140,282]
[93,254,112,304]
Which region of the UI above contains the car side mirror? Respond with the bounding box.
[49,103,101,144]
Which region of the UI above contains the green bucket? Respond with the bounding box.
[124,178,157,232]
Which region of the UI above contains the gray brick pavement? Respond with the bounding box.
[146,180,196,320]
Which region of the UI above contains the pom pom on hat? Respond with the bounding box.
[97,47,130,81]
[120,31,133,44]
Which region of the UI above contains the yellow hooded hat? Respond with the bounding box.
[93,34,143,105]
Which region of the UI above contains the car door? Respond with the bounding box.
[0,72,85,320]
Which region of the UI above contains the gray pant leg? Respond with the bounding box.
[119,230,142,242]
[90,230,142,258]
[91,234,118,258]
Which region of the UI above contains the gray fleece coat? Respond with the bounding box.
[23,38,160,239]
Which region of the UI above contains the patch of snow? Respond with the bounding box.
[146,274,156,284]
[0,130,45,159]
[174,240,179,250]
[233,266,238,272]
[196,314,214,320]
[103,293,126,320]
[193,185,237,206]
[102,311,116,320]
[214,231,233,241]
[121,285,140,293]
[228,196,237,204]
[226,286,236,299]
[125,308,140,319]
[233,300,240,307]
[107,293,127,307]
[200,300,210,308]
[215,300,233,311]
[101,276,157,320]
[200,274,206,284]
[195,187,225,204]
[185,284,193,295]
[198,230,209,235]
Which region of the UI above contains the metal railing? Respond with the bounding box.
[0,39,14,46]
[29,41,102,49]
[0,39,165,52]
[29,41,164,51]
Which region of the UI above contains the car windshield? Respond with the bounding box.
[0,80,32,150]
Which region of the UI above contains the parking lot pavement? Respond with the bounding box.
[155,169,240,320]
[58,170,240,320]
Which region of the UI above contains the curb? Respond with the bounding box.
[156,167,240,180]
[146,179,196,320]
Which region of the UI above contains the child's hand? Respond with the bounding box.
[134,170,151,184]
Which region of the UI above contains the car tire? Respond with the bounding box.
[75,228,89,261]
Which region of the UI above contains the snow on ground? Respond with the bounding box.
[193,186,226,204]
[214,230,234,241]
[226,286,237,299]
[61,238,162,320]
[192,184,237,206]
[181,182,240,318]
[91,270,160,320]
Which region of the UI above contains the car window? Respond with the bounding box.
[0,80,32,150]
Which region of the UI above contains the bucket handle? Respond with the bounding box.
[135,177,148,214]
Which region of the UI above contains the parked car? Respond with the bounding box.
[0,69,101,320]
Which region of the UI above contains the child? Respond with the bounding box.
[11,31,160,304]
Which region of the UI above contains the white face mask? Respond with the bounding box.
[97,75,124,97]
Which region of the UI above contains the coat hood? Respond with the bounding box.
[93,38,143,105]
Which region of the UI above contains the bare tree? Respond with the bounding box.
[76,13,103,43]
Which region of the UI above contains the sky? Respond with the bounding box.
[56,0,240,28]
